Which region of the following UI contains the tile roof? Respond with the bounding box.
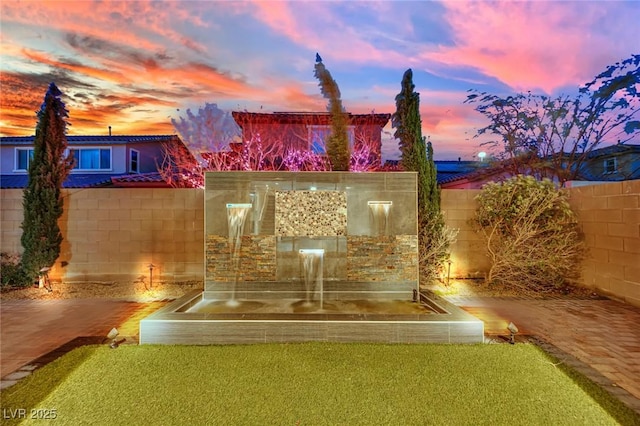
[382,160,488,184]
[1,174,119,189]
[111,172,169,187]
[585,143,640,159]
[0,135,179,146]
[232,111,391,127]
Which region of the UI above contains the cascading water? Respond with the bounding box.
[299,249,324,309]
[250,185,269,234]
[226,203,252,306]
[368,201,393,236]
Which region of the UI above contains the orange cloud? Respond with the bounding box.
[21,48,130,84]
[0,0,209,54]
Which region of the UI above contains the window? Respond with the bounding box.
[70,148,111,170]
[604,157,617,174]
[15,148,34,171]
[130,149,140,173]
[307,125,355,154]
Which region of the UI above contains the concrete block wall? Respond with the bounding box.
[441,182,640,307]
[0,190,23,255]
[441,189,489,278]
[567,180,640,307]
[2,180,638,306]
[1,188,204,283]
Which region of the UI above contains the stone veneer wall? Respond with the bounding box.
[347,235,418,282]
[275,190,347,236]
[206,235,276,282]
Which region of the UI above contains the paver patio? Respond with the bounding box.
[1,296,639,415]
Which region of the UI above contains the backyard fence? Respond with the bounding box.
[1,180,638,306]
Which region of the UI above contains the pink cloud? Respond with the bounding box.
[246,1,408,65]
[428,1,640,93]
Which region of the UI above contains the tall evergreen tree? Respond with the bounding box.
[392,69,449,282]
[20,83,74,284]
[392,69,439,218]
[425,137,440,213]
[314,55,350,171]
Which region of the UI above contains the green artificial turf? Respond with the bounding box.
[1,343,638,425]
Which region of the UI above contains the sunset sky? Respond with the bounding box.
[1,1,638,160]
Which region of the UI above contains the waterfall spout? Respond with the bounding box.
[226,203,252,305]
[299,249,324,309]
[368,201,393,236]
[250,185,269,234]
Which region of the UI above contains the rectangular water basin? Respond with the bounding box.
[140,290,484,344]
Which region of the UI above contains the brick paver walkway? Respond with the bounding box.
[0,299,148,379]
[1,296,639,415]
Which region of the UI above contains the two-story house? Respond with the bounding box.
[0,134,185,188]
[231,111,391,168]
[577,143,640,181]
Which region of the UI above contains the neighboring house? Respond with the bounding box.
[577,143,640,181]
[383,159,488,186]
[231,111,391,168]
[439,167,507,189]
[440,143,640,189]
[0,134,185,188]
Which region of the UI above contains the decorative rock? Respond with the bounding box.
[275,191,347,236]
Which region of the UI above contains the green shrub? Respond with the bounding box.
[472,175,584,292]
[1,252,30,288]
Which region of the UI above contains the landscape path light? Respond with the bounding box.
[507,322,519,344]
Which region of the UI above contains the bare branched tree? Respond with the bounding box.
[465,54,640,184]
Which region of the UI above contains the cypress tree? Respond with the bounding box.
[314,55,350,171]
[392,69,440,218]
[425,137,441,214]
[20,83,74,284]
[392,69,447,281]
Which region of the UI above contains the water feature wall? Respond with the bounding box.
[204,172,418,301]
[140,171,485,344]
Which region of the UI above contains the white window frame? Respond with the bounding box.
[14,148,34,172]
[69,147,113,171]
[603,157,617,174]
[130,149,140,173]
[307,125,355,154]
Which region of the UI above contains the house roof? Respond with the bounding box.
[0,173,119,189]
[0,134,179,146]
[232,111,391,127]
[585,143,640,159]
[1,172,171,189]
[383,160,487,184]
[110,172,169,187]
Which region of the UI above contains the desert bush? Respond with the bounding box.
[419,214,459,283]
[472,175,584,292]
[1,252,30,288]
